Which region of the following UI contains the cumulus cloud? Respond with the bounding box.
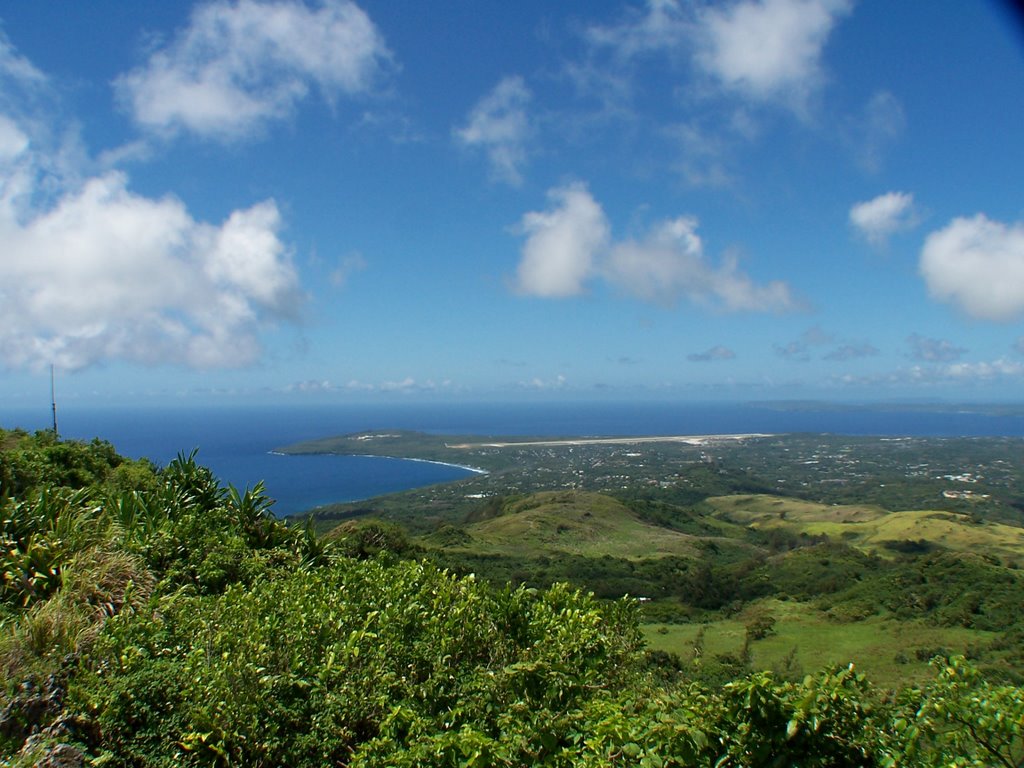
[514,183,610,297]
[585,0,848,112]
[455,76,532,185]
[695,0,851,109]
[116,0,391,141]
[0,73,301,373]
[0,171,299,371]
[605,217,795,311]
[906,334,966,363]
[849,191,917,245]
[688,345,736,362]
[919,214,1024,321]
[514,183,795,312]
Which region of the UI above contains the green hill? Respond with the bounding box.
[448,491,705,559]
[706,493,1024,564]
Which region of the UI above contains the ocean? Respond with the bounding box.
[3,401,1023,516]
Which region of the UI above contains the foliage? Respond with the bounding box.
[0,428,155,499]
[890,656,1024,767]
[3,426,1024,766]
[325,517,419,560]
[71,564,643,767]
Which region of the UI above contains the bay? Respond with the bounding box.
[2,401,1023,516]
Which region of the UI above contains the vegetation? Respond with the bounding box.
[289,431,1024,685]
[3,426,1024,766]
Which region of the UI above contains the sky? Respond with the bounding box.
[1,0,1023,407]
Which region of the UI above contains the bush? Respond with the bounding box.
[70,561,643,767]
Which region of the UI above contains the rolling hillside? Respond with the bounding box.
[434,491,708,560]
[706,493,1024,565]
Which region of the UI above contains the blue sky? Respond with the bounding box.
[1,0,1023,407]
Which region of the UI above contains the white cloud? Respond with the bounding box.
[849,191,917,245]
[919,214,1024,321]
[695,0,851,109]
[285,379,334,393]
[519,374,568,391]
[456,76,532,186]
[586,0,691,59]
[942,358,1024,381]
[0,35,304,373]
[514,183,795,312]
[116,0,391,141]
[831,358,1024,390]
[0,32,46,89]
[379,377,450,394]
[0,89,300,373]
[605,217,795,311]
[0,115,29,162]
[514,183,610,297]
[0,169,300,371]
[853,90,905,172]
[907,333,966,363]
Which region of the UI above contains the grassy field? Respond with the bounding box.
[447,491,709,559]
[706,493,1024,564]
[642,598,995,689]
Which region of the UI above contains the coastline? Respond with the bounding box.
[366,454,489,476]
[270,449,488,476]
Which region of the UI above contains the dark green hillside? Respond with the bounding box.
[3,427,1024,766]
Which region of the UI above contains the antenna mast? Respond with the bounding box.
[50,364,58,437]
